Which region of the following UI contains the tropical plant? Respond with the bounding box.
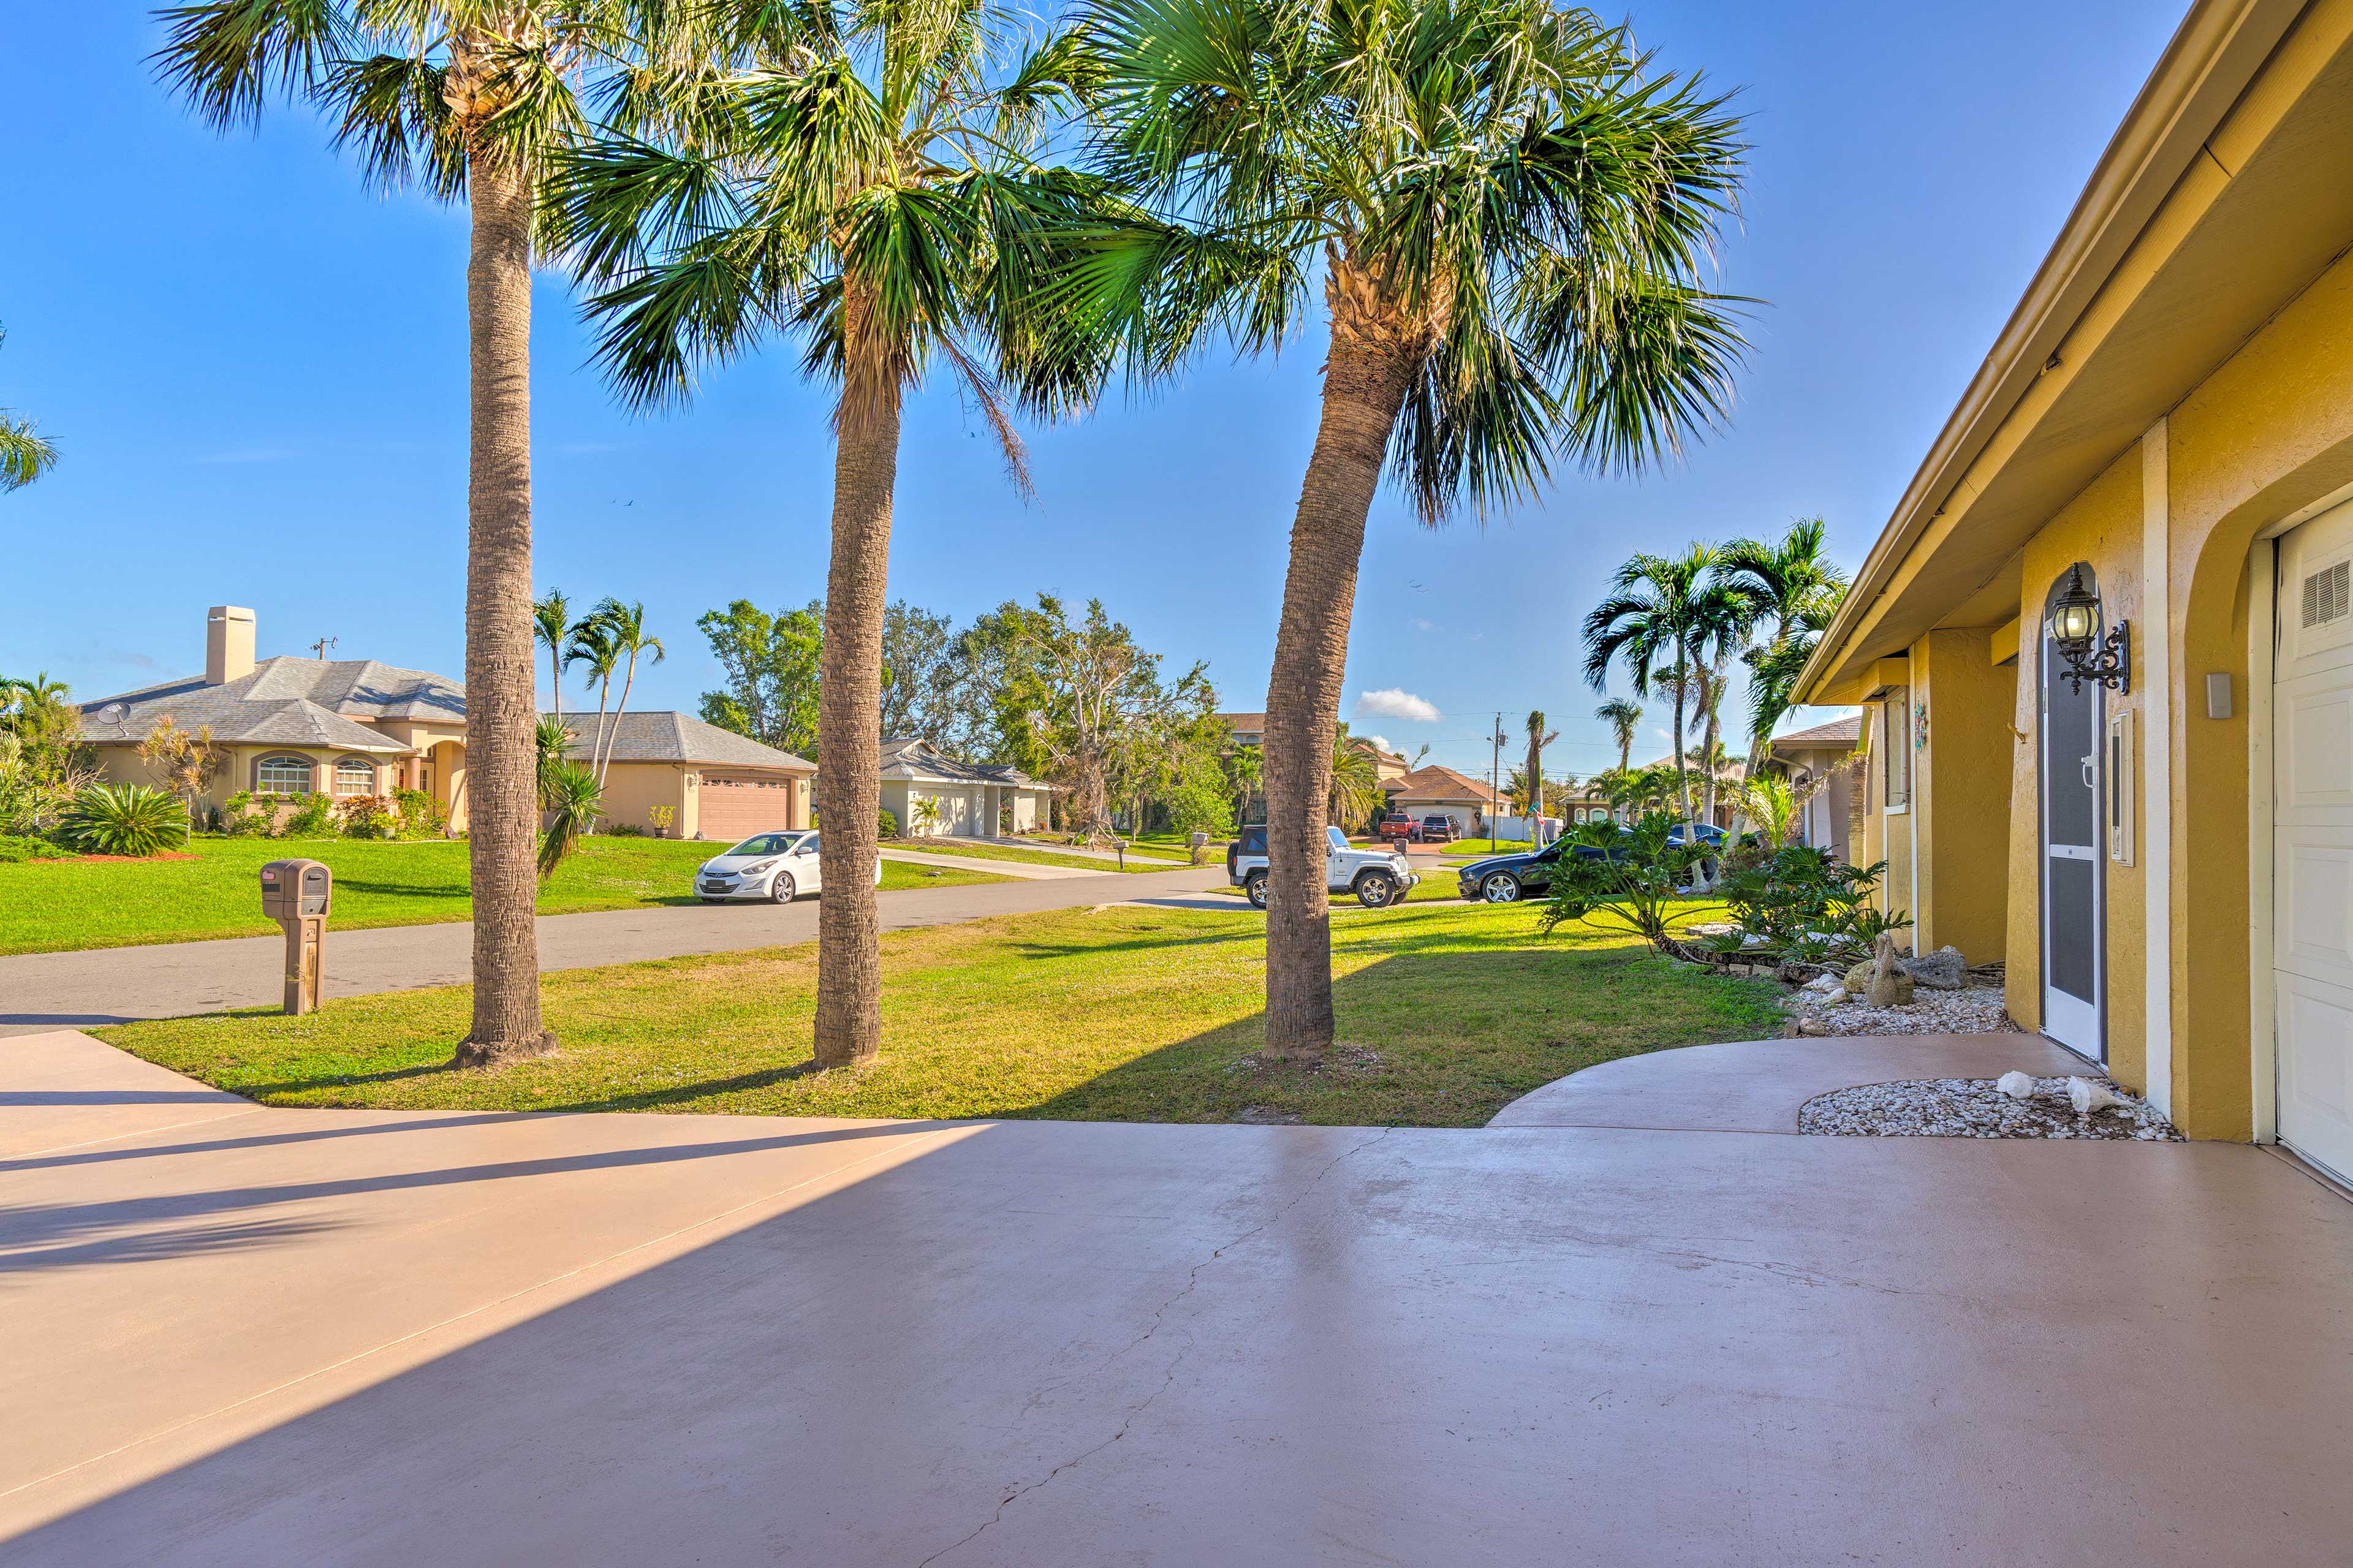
[1222,738,1262,825]
[1595,697,1643,776]
[566,612,622,793]
[151,0,703,1065]
[1521,710,1557,839]
[0,686,94,836]
[1583,545,1750,838]
[535,715,578,807]
[338,792,399,839]
[1700,844,1909,971]
[877,808,900,841]
[61,782,189,856]
[912,795,943,838]
[135,716,230,819]
[1072,0,1746,1058]
[537,762,604,879]
[1535,814,1711,960]
[548,10,1104,1067]
[1715,518,1849,764]
[584,597,662,784]
[0,326,57,492]
[283,790,336,838]
[534,588,572,722]
[1327,724,1381,831]
[395,785,451,838]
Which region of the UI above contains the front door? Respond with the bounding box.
[2273,501,2353,1180]
[2041,572,2104,1059]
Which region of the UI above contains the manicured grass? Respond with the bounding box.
[890,838,1174,873]
[0,835,1008,956]
[93,899,1784,1127]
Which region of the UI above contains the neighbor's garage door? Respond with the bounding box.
[699,775,796,841]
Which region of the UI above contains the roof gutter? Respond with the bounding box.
[1794,0,2303,703]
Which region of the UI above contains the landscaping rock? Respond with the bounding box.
[1865,933,1914,1009]
[1995,1070,2037,1099]
[1803,972,1846,998]
[1842,959,1874,996]
[1902,945,1968,991]
[1798,1075,2181,1140]
[1801,985,2021,1038]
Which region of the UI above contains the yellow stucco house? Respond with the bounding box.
[81,607,814,842]
[1793,0,2353,1167]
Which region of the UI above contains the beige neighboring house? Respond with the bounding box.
[79,606,812,839]
[879,736,1055,838]
[1767,714,1861,863]
[1387,763,1495,836]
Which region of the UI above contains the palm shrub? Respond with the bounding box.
[536,717,578,807]
[537,763,604,879]
[61,783,189,857]
[1535,814,1711,961]
[1700,845,1910,971]
[1071,0,1746,1058]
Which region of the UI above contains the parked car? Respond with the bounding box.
[1417,814,1457,844]
[1228,824,1419,909]
[1453,839,1575,903]
[694,830,879,903]
[1376,811,1419,844]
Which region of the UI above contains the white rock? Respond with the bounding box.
[1803,973,1845,996]
[1995,1070,2039,1100]
[2068,1077,2126,1116]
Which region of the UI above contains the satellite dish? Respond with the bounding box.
[95,702,129,730]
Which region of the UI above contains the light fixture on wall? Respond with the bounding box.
[2050,564,2131,694]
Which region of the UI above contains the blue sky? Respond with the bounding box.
[2,2,2184,782]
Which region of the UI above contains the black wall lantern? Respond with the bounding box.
[2050,564,2130,694]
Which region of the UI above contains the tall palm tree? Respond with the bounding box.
[1715,517,1848,764]
[588,597,663,784]
[534,588,572,722]
[1521,710,1556,842]
[0,327,57,492]
[151,0,703,1066]
[1596,697,1643,776]
[1077,0,1746,1058]
[547,0,1104,1068]
[1583,545,1746,839]
[566,614,622,797]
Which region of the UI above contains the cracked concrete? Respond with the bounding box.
[6,1029,2353,1566]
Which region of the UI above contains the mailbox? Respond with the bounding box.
[260,859,332,918]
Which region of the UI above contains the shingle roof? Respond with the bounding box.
[1388,763,1493,803]
[551,712,813,772]
[879,737,1051,789]
[78,657,452,749]
[1771,714,1863,751]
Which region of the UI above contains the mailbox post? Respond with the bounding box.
[260,858,332,1015]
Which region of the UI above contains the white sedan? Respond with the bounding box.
[693,831,879,903]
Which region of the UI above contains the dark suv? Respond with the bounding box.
[1418,814,1456,844]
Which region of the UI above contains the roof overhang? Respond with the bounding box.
[1797,0,2353,704]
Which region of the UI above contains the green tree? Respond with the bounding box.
[152,0,705,1066]
[696,600,824,758]
[1715,517,1849,765]
[549,7,1106,1066]
[1074,0,1746,1057]
[1582,545,1748,839]
[534,588,571,722]
[879,601,961,743]
[566,612,622,799]
[1521,710,1556,839]
[1595,697,1643,776]
[1327,725,1381,832]
[586,597,663,784]
[0,327,57,492]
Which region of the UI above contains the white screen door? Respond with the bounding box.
[2274,501,2353,1180]
[2041,576,2104,1059]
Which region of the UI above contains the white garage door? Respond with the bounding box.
[2274,500,2353,1181]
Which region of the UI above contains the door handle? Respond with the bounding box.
[2080,754,2096,790]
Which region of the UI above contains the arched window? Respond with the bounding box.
[256,756,313,795]
[333,756,377,797]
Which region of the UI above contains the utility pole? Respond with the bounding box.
[310,635,338,661]
[1487,713,1507,844]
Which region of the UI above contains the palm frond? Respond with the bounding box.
[150,0,353,131]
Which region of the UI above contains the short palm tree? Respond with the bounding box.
[534,588,572,722]
[151,0,704,1066]
[566,613,623,799]
[0,327,58,493]
[537,761,604,878]
[1582,545,1748,838]
[586,597,662,784]
[1596,696,1642,776]
[1076,0,1747,1058]
[545,0,1105,1068]
[1327,726,1381,830]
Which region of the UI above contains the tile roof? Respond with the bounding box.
[551,712,813,772]
[78,657,457,749]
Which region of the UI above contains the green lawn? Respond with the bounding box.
[93,899,1784,1127]
[890,838,1176,873]
[0,835,1009,955]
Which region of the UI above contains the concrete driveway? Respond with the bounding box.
[0,864,1227,1036]
[4,1027,2350,1565]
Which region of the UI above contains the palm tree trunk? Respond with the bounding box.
[601,656,637,786]
[813,307,903,1070]
[1263,267,1423,1061]
[1671,680,1694,838]
[455,152,550,1068]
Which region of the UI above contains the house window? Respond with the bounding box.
[333,757,377,797]
[1881,689,1911,812]
[256,756,314,795]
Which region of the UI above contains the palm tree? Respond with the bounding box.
[566,614,622,802]
[1078,0,1746,1058]
[1582,546,1746,840]
[1596,697,1643,778]
[1328,726,1381,831]
[1716,518,1849,765]
[0,327,57,492]
[534,588,572,723]
[1522,710,1556,842]
[585,597,662,785]
[547,0,1104,1069]
[152,1,702,1067]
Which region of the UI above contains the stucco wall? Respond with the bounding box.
[1912,629,2012,968]
[597,763,690,838]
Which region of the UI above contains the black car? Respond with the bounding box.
[1455,839,1573,904]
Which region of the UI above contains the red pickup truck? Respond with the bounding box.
[1376,812,1418,843]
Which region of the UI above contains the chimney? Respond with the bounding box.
[206,606,256,686]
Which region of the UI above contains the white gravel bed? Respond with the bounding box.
[1782,982,2022,1037]
[1799,1075,2183,1140]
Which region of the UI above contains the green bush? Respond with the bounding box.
[219,789,282,838]
[1536,814,1712,960]
[878,808,900,840]
[607,822,644,838]
[338,794,398,839]
[60,783,189,857]
[0,832,69,862]
[393,787,449,839]
[1701,845,1911,970]
[281,792,335,838]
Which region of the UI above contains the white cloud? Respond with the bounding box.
[1363,733,1393,756]
[1356,688,1442,722]
[1411,618,1436,632]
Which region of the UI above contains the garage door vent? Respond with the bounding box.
[2303,558,2351,629]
